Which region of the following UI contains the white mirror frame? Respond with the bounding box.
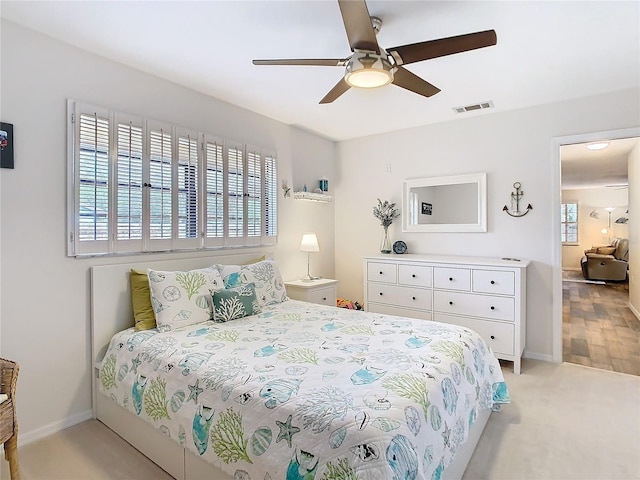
[402,173,487,233]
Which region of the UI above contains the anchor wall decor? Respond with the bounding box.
[503,182,532,217]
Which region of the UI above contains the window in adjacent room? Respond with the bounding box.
[67,100,278,256]
[561,202,579,244]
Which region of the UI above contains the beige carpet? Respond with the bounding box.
[2,360,639,480]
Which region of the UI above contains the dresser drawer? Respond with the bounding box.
[367,262,397,283]
[368,303,432,321]
[398,264,432,287]
[472,269,515,295]
[307,286,336,306]
[433,267,471,291]
[367,284,432,311]
[433,291,515,321]
[433,313,515,356]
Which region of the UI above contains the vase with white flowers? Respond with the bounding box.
[373,198,400,254]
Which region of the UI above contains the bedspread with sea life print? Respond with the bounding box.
[98,299,509,480]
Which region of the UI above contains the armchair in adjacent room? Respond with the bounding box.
[580,237,629,281]
[0,358,19,480]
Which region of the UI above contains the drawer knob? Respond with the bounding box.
[449,277,453,281]
[322,297,327,301]
[490,306,495,310]
[379,292,383,296]
[412,274,416,278]
[490,335,495,340]
[490,280,495,285]
[449,301,453,305]
[412,296,416,300]
[379,271,383,275]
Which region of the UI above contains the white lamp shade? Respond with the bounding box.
[300,233,319,252]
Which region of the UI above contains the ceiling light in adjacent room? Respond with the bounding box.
[586,142,609,151]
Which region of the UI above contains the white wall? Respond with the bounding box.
[335,88,640,361]
[561,188,629,269]
[629,142,640,315]
[0,21,336,442]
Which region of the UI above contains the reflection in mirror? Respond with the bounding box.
[402,173,487,233]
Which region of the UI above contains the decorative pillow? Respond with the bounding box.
[130,269,156,331]
[215,260,288,306]
[212,283,261,322]
[147,267,224,332]
[596,246,616,255]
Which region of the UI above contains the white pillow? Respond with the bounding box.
[147,266,224,332]
[215,260,288,307]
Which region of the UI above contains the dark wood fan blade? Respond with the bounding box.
[253,59,346,66]
[388,30,497,65]
[320,78,351,104]
[338,0,380,53]
[392,66,441,98]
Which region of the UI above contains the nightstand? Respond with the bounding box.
[285,278,338,307]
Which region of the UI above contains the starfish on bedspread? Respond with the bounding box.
[188,379,204,404]
[276,414,300,448]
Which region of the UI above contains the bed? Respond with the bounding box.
[91,252,509,480]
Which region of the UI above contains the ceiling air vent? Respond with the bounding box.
[453,101,494,114]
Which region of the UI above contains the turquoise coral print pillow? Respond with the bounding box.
[215,260,288,307]
[212,283,261,322]
[147,267,224,332]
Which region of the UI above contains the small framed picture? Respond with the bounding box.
[421,202,432,215]
[1,122,14,169]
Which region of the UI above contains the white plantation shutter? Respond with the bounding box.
[226,143,245,244]
[147,124,173,250]
[74,107,111,255]
[114,115,144,252]
[204,135,225,247]
[67,100,278,256]
[264,153,278,244]
[246,148,262,244]
[176,130,200,249]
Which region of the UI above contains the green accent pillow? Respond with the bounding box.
[212,283,261,322]
[130,269,156,331]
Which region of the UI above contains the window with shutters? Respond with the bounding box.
[67,100,278,256]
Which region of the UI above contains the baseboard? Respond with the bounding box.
[19,409,93,447]
[523,350,554,363]
[628,302,640,320]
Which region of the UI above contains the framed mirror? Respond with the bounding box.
[402,173,487,232]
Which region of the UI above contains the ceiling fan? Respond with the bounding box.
[253,0,497,104]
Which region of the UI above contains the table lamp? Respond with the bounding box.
[300,232,319,281]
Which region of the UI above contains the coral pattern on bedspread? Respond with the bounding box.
[99,300,509,480]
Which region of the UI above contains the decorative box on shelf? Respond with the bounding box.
[293,191,333,202]
[285,278,338,306]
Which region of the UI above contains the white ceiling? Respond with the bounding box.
[2,0,639,143]
[2,1,639,189]
[561,137,639,190]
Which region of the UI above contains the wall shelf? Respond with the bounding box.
[293,191,332,202]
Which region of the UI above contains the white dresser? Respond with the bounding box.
[364,254,529,374]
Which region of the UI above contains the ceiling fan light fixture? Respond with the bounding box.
[586,142,610,151]
[345,52,394,88]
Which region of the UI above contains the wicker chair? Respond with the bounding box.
[0,358,19,480]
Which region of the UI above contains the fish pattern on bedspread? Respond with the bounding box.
[99,300,509,480]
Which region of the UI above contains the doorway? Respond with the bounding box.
[558,134,640,375]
